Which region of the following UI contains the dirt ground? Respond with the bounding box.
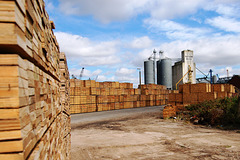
[71,108,240,160]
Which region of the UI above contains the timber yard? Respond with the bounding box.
[0,0,240,160]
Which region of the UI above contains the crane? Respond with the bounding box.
[79,67,84,80]
[71,74,77,79]
[176,65,193,90]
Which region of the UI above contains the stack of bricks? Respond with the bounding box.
[70,80,169,114]
[0,0,70,159]
[164,83,236,118]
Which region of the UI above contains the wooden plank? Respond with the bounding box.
[0,1,25,32]
[0,140,23,153]
[16,0,26,14]
[0,130,22,140]
[0,66,19,77]
[0,96,28,109]
[0,66,28,80]
[0,54,26,68]
[0,153,24,160]
[0,23,26,50]
[0,87,19,97]
[0,109,19,119]
[0,119,21,131]
[0,77,19,88]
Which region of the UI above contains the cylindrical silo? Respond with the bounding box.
[157,58,172,89]
[144,60,154,84]
[213,75,217,84]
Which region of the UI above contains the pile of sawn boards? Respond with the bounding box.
[0,0,70,159]
[70,80,169,114]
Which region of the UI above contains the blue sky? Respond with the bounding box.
[45,0,240,87]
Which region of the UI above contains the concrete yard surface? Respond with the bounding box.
[71,106,240,160]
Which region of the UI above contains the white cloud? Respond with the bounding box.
[215,5,240,18]
[204,1,240,18]
[92,69,102,76]
[115,68,136,76]
[129,36,153,49]
[53,0,240,85]
[148,0,205,20]
[206,16,240,33]
[55,32,121,66]
[131,49,153,67]
[114,67,139,83]
[159,35,240,67]
[144,19,211,40]
[55,32,118,57]
[58,0,148,23]
[57,0,207,23]
[80,56,121,66]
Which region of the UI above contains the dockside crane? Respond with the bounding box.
[79,67,84,80]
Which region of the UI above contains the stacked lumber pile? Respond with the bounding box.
[59,52,71,159]
[139,84,169,107]
[70,80,169,114]
[0,0,70,159]
[169,83,235,106]
[163,105,177,118]
[163,83,236,118]
[59,52,70,114]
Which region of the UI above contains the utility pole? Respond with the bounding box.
[153,49,156,84]
[137,68,141,86]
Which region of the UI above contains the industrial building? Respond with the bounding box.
[144,49,196,90]
[172,50,196,90]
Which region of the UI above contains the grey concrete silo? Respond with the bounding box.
[157,58,172,89]
[144,60,154,84]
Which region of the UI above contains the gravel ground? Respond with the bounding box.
[71,106,240,160]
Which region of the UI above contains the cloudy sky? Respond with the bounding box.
[46,0,240,87]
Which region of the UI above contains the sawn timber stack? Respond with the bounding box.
[0,0,70,159]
